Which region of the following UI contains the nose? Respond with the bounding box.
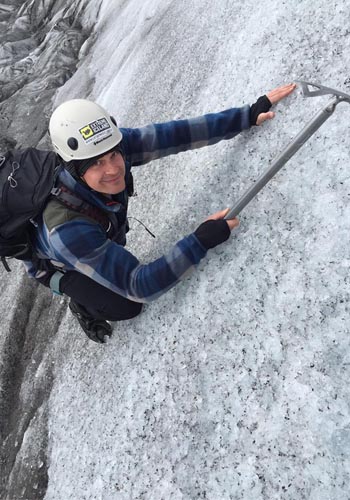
[104,157,120,174]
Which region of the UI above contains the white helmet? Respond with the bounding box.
[49,99,122,161]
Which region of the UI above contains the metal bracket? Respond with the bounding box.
[296,80,350,102]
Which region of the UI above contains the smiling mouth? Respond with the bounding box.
[102,176,122,183]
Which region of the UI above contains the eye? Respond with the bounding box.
[90,160,102,169]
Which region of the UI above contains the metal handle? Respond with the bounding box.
[225,94,343,220]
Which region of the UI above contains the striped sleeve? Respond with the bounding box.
[120,105,250,166]
[48,219,208,303]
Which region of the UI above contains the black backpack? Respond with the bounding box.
[0,147,136,272]
[0,148,58,271]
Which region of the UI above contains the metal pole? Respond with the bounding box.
[224,97,340,220]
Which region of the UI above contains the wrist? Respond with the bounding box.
[250,95,272,126]
[194,219,230,250]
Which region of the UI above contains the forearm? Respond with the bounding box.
[52,225,208,303]
[121,105,251,166]
[127,234,207,302]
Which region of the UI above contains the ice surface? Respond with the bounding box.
[1,0,350,499]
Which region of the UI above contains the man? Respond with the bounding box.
[25,83,296,343]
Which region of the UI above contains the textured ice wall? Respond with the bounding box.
[0,1,102,498]
[1,0,350,499]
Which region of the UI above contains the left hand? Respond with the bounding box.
[256,83,296,126]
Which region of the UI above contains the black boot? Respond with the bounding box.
[69,300,112,344]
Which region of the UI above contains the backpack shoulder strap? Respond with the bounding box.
[51,183,111,232]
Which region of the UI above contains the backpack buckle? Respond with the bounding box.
[51,187,62,196]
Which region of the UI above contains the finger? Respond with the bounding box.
[267,83,296,104]
[256,111,275,125]
[268,87,295,103]
[226,217,239,231]
[268,83,296,97]
[206,208,230,221]
[267,83,296,102]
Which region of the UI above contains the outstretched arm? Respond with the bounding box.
[120,105,251,166]
[46,207,239,303]
[121,83,296,166]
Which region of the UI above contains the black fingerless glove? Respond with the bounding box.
[250,95,272,126]
[194,219,231,250]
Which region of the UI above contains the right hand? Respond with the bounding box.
[194,208,239,250]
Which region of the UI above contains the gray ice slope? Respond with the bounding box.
[1,1,350,499]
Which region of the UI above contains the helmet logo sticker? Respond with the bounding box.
[79,117,113,145]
